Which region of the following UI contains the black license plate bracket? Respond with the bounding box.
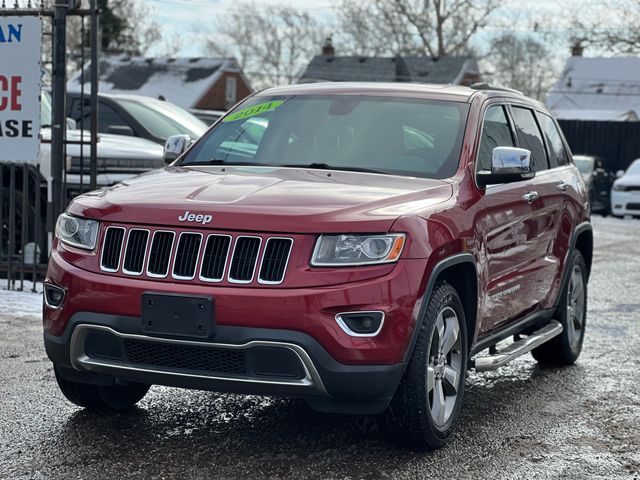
[141,293,214,339]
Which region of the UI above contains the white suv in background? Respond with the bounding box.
[611,159,640,218]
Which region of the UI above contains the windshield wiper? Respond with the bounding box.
[202,159,274,167]
[281,162,388,175]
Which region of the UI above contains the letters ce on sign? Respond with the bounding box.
[0,17,42,162]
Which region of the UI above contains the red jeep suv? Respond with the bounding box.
[43,83,592,449]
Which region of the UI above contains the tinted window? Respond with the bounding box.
[511,107,548,172]
[118,99,208,141]
[183,95,470,179]
[69,98,132,133]
[539,113,569,168]
[98,103,131,133]
[477,105,514,171]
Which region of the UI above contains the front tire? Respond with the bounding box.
[381,281,468,450]
[532,250,587,366]
[55,367,150,411]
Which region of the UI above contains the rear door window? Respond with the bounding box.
[511,106,548,172]
[538,113,570,168]
[477,105,515,171]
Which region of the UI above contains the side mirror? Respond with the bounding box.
[163,134,191,164]
[66,117,77,130]
[477,147,534,187]
[105,125,134,136]
[616,170,625,178]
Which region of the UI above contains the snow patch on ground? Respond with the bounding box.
[0,282,42,319]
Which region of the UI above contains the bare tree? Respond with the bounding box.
[483,33,557,100]
[199,3,326,89]
[337,0,499,57]
[572,0,640,54]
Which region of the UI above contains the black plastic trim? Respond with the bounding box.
[402,252,477,364]
[553,221,592,311]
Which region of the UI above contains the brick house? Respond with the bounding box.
[68,55,253,112]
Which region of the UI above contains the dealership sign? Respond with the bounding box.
[0,17,41,162]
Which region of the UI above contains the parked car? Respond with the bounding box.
[40,91,164,196]
[573,155,615,215]
[611,158,640,218]
[65,92,208,145]
[190,108,226,126]
[43,83,592,450]
[1,91,165,268]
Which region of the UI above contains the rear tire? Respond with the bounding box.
[55,367,150,411]
[380,281,468,450]
[532,250,587,366]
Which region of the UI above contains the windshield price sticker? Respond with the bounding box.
[222,100,283,123]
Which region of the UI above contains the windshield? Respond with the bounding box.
[119,98,208,141]
[181,95,469,179]
[627,159,640,175]
[41,90,52,127]
[574,157,594,175]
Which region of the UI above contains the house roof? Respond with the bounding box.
[67,55,241,108]
[298,55,477,84]
[547,57,640,122]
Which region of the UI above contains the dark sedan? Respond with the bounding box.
[574,155,615,215]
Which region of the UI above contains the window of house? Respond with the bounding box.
[225,76,237,109]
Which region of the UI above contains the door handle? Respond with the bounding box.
[557,182,570,191]
[522,191,539,204]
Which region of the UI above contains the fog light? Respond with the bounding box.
[335,311,385,337]
[44,283,65,309]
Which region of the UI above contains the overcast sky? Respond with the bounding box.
[148,0,337,56]
[144,0,617,58]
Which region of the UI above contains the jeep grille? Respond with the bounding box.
[99,225,293,285]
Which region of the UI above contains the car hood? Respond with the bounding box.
[616,174,640,187]
[68,165,453,233]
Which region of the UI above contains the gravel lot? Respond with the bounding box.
[1,216,639,480]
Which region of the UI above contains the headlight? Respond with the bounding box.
[311,233,406,266]
[56,213,99,250]
[612,183,625,191]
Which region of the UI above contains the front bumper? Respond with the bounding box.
[44,249,428,413]
[45,313,404,414]
[611,190,640,216]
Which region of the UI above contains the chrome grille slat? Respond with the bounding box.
[100,227,125,272]
[200,235,232,282]
[100,228,291,285]
[172,233,202,280]
[228,236,261,283]
[123,229,150,275]
[147,231,175,278]
[259,238,293,284]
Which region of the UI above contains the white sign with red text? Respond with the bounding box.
[0,16,41,162]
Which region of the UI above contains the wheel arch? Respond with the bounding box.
[403,253,478,363]
[574,224,593,279]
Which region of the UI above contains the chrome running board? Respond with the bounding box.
[473,320,563,372]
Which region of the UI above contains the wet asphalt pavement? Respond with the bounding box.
[1,216,639,480]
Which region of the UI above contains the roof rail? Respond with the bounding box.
[470,82,523,95]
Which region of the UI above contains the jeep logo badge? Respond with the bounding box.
[178,211,212,225]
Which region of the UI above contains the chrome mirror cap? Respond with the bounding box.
[163,134,191,164]
[478,147,534,187]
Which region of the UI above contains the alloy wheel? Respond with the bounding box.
[427,306,463,429]
[566,264,586,351]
